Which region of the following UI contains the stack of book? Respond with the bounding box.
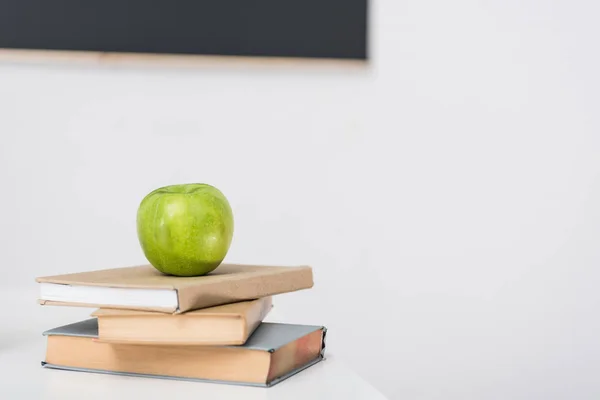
[35,263,325,387]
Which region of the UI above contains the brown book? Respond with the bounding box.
[42,319,326,387]
[36,263,313,313]
[92,297,272,345]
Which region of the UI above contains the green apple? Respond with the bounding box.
[136,183,234,277]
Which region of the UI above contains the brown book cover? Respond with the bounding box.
[92,297,273,345]
[36,263,313,313]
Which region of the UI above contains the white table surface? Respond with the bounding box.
[0,285,387,400]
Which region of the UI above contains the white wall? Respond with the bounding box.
[2,1,600,399]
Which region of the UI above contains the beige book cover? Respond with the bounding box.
[92,297,273,345]
[36,263,313,313]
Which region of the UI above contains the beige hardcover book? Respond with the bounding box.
[92,297,272,345]
[36,263,313,313]
[42,319,326,387]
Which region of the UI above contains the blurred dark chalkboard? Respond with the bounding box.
[0,0,368,60]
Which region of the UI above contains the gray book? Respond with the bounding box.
[42,319,326,387]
